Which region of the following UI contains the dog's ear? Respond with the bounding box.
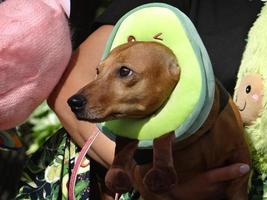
[168,59,180,81]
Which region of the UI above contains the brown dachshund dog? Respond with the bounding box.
[68,41,250,200]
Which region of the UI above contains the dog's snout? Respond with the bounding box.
[67,95,87,113]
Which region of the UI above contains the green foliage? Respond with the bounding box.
[19,102,61,155]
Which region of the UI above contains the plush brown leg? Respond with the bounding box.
[105,137,138,194]
[143,132,177,193]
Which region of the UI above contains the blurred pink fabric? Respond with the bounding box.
[0,0,72,130]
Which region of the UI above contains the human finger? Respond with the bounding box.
[203,163,250,183]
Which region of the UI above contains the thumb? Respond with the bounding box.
[203,163,250,183]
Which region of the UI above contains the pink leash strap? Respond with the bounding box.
[68,129,100,200]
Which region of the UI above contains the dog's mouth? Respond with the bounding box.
[74,111,126,123]
[110,112,126,118]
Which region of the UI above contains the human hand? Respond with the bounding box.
[166,163,250,200]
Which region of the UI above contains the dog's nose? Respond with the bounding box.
[67,95,87,113]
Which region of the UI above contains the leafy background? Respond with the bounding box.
[19,102,61,154]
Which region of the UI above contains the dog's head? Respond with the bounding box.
[68,41,180,122]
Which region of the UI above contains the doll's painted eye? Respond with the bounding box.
[128,35,136,42]
[246,85,251,94]
[153,33,163,41]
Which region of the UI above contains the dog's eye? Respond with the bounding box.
[119,66,133,77]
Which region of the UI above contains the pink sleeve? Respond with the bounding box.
[0,0,72,130]
[57,0,71,17]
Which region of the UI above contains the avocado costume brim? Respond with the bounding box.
[98,3,215,148]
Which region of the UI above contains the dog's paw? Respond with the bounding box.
[143,167,177,193]
[105,168,133,194]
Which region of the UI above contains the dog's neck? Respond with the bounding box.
[134,82,228,165]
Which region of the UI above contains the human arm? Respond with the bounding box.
[47,25,115,168]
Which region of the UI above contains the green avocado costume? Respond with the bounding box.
[234,2,267,199]
[98,3,215,148]
[96,3,229,197]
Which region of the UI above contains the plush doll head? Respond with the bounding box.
[0,0,72,130]
[234,2,267,177]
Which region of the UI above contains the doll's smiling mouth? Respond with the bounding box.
[238,101,246,112]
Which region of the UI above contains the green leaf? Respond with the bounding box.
[75,180,88,196]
